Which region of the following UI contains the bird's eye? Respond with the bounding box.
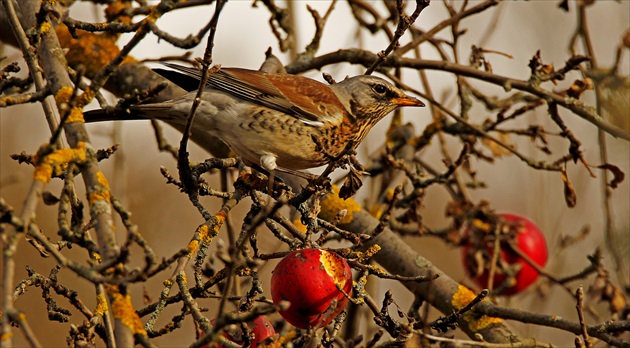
[373,84,387,94]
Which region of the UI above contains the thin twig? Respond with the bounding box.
[365,0,430,75]
[575,286,592,348]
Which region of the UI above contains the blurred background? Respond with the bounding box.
[1,1,628,346]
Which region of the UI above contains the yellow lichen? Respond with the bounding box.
[368,204,383,219]
[466,311,503,332]
[67,107,85,123]
[237,267,253,277]
[471,219,491,232]
[55,86,74,106]
[187,214,225,257]
[33,162,54,183]
[94,293,108,316]
[88,190,111,205]
[96,171,110,188]
[452,284,477,310]
[33,142,88,183]
[292,219,307,232]
[197,224,210,242]
[277,330,297,346]
[369,188,401,219]
[213,211,226,233]
[355,244,381,262]
[88,171,111,205]
[1,332,13,342]
[40,22,51,34]
[108,286,147,336]
[79,88,96,106]
[319,186,362,225]
[452,285,502,332]
[54,86,95,122]
[186,240,200,256]
[385,188,396,201]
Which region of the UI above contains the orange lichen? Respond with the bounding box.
[33,142,88,183]
[55,26,136,78]
[94,293,108,316]
[105,3,133,24]
[319,186,362,225]
[108,286,147,335]
[452,285,502,332]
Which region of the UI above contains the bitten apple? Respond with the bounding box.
[461,213,548,295]
[270,248,352,329]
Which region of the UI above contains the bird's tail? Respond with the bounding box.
[83,108,146,123]
[84,63,198,123]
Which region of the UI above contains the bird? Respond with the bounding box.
[84,63,425,176]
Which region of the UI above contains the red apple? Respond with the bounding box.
[201,315,276,348]
[270,248,353,329]
[461,213,548,295]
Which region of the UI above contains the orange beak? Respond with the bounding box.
[392,95,425,107]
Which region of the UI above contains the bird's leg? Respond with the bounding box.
[260,154,278,173]
[248,163,285,186]
[267,172,276,197]
[259,153,319,183]
[273,167,319,181]
[260,154,280,197]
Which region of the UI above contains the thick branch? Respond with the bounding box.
[286,52,629,141]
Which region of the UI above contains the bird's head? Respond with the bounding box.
[331,75,425,123]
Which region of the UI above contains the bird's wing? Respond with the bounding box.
[152,66,200,92]
[155,63,345,126]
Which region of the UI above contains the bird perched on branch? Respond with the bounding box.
[85,63,424,176]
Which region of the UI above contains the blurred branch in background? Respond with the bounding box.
[1,0,629,347]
